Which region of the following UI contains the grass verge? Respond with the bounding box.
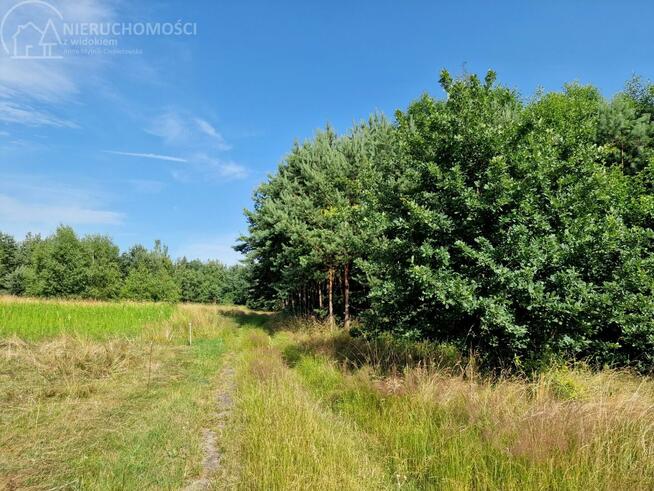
[225,318,654,490]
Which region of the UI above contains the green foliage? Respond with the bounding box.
[241,70,654,372]
[173,259,248,304]
[0,228,249,305]
[22,226,89,298]
[82,235,122,299]
[0,232,18,293]
[119,241,180,302]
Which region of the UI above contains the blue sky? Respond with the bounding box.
[1,0,653,264]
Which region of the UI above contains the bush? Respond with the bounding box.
[363,72,654,371]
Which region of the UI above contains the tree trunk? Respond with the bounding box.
[327,268,334,325]
[301,285,306,314]
[318,281,323,311]
[343,263,350,330]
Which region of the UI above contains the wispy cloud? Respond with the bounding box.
[146,111,189,145]
[0,173,124,238]
[0,0,116,128]
[194,117,231,150]
[139,112,247,182]
[0,101,78,127]
[194,153,248,179]
[170,153,248,182]
[147,111,231,150]
[0,193,123,228]
[0,193,122,224]
[104,150,188,163]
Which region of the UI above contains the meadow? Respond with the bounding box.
[2,297,654,490]
[0,296,244,489]
[0,296,175,340]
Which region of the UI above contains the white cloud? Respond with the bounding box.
[0,101,77,127]
[186,153,248,181]
[0,0,115,128]
[0,173,123,238]
[175,234,243,265]
[194,117,231,150]
[103,150,247,183]
[104,150,188,162]
[213,161,248,179]
[0,58,79,103]
[146,112,189,144]
[144,112,243,181]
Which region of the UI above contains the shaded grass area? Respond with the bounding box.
[0,300,242,490]
[226,317,654,490]
[0,295,175,340]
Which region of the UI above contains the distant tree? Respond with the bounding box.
[220,264,250,304]
[598,94,652,172]
[0,232,18,293]
[6,233,41,295]
[120,241,180,302]
[23,226,88,297]
[82,235,122,299]
[174,258,204,302]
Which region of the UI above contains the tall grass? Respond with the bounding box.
[5,300,654,489]
[0,295,175,340]
[222,330,388,490]
[227,318,654,490]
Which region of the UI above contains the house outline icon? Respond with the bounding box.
[11,18,62,59]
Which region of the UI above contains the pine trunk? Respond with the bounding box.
[343,263,350,330]
[328,268,334,325]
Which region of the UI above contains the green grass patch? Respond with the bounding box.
[222,329,388,490]
[0,297,175,340]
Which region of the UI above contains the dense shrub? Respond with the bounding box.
[364,73,654,370]
[240,71,654,371]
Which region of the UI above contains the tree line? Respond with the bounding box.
[0,226,249,304]
[238,70,654,371]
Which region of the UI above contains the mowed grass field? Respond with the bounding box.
[2,296,654,490]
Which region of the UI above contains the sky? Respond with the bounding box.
[0,0,653,264]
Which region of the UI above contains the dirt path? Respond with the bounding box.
[183,361,236,490]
